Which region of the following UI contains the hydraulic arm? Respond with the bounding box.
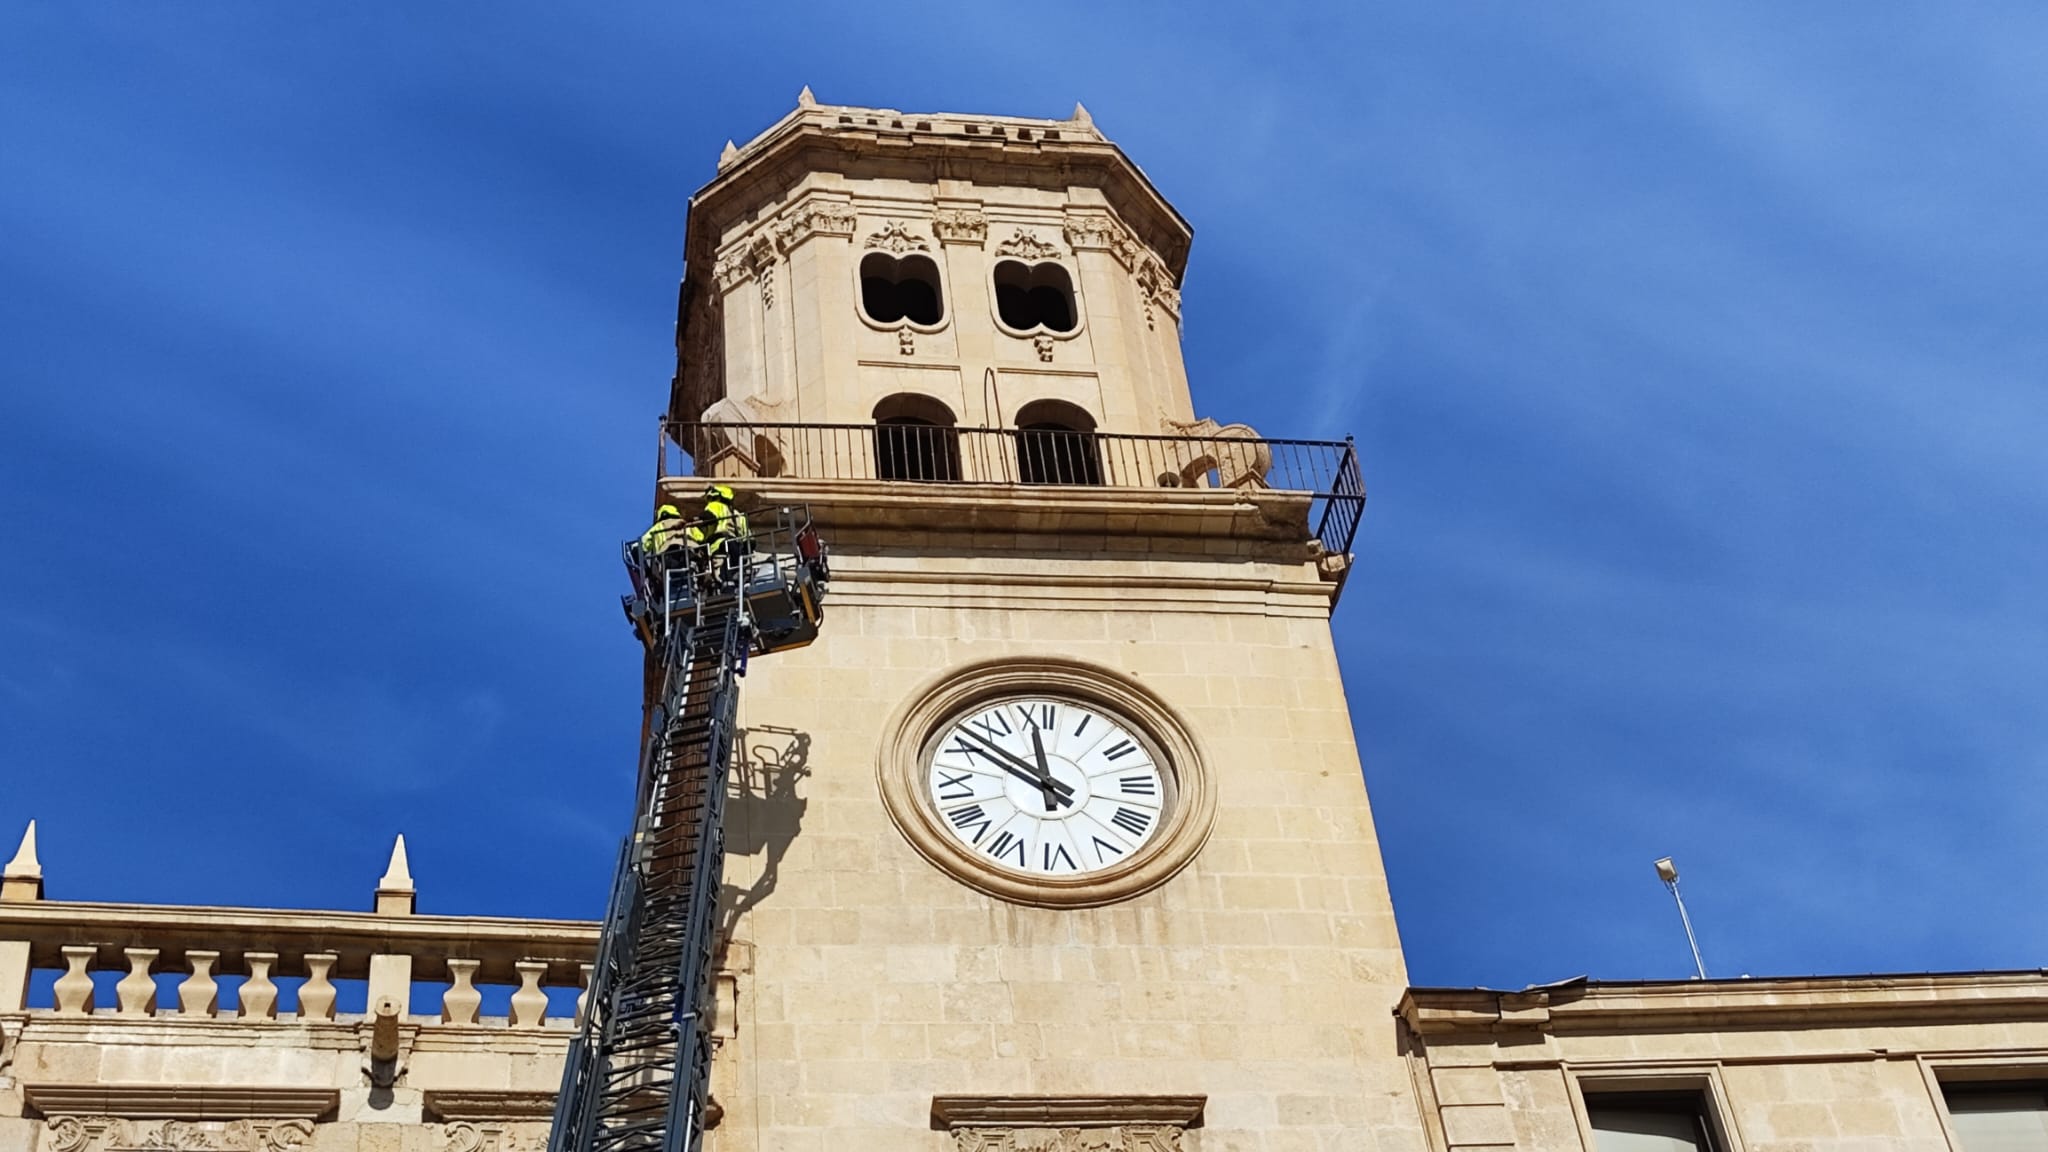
[549,508,827,1152]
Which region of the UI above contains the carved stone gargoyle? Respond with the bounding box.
[687,397,786,479]
[1159,417,1271,490]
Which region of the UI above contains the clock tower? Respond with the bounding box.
[667,94,1416,1152]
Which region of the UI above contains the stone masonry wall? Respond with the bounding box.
[713,547,1424,1152]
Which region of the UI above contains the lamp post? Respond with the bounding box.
[1654,857,1708,980]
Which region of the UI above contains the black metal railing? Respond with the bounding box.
[659,418,1366,571]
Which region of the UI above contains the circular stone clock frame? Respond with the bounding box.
[878,657,1216,908]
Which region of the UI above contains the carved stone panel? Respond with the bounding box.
[771,199,857,251]
[438,1122,551,1152]
[951,1127,1184,1152]
[932,209,988,245]
[863,221,931,253]
[43,1118,316,1152]
[993,229,1064,261]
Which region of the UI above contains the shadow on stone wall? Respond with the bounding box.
[719,725,810,944]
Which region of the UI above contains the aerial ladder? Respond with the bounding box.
[547,504,829,1152]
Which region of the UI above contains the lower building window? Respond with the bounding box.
[1944,1083,2048,1152]
[1585,1093,1719,1152]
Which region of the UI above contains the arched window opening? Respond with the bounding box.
[860,253,944,326]
[872,393,961,482]
[1012,399,1101,486]
[992,260,1077,334]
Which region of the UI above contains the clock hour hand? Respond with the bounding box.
[959,729,1074,807]
[1028,724,1059,813]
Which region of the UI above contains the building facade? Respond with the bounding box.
[2,98,2042,1152]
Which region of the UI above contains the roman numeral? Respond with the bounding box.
[947,804,993,845]
[948,737,989,763]
[1090,835,1125,864]
[936,770,975,801]
[988,830,1027,867]
[968,711,1011,740]
[1073,713,1090,737]
[1111,806,1151,837]
[1103,739,1138,761]
[1016,702,1055,729]
[1043,842,1076,872]
[1119,774,1156,796]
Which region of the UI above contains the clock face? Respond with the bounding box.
[925,697,1169,877]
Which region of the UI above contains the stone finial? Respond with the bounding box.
[1071,102,1094,126]
[797,85,817,108]
[718,139,739,168]
[375,834,415,915]
[2,820,42,902]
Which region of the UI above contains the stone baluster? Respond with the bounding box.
[240,952,279,1020]
[576,962,594,1027]
[442,959,481,1025]
[53,945,95,1015]
[299,953,338,1021]
[115,948,158,1016]
[178,950,220,1017]
[510,961,548,1028]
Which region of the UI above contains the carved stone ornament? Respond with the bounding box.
[932,208,988,245]
[952,1128,1184,1152]
[1134,258,1182,328]
[771,199,857,251]
[749,237,777,308]
[1033,334,1054,362]
[1111,232,1145,270]
[0,1016,19,1076]
[1159,417,1271,489]
[1061,213,1121,252]
[863,221,930,253]
[712,237,780,302]
[712,251,753,293]
[994,228,1064,261]
[44,1118,316,1152]
[439,1122,550,1152]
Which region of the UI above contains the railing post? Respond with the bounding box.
[0,938,27,1012]
[368,834,417,1016]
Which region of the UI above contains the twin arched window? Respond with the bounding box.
[860,253,944,326]
[870,396,1102,486]
[992,261,1077,334]
[858,254,1081,336]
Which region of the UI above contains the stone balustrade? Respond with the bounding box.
[0,899,599,1027]
[0,828,610,1152]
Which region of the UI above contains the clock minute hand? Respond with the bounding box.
[1029,724,1059,813]
[960,730,1075,805]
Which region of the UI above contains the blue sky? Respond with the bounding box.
[4,3,2046,988]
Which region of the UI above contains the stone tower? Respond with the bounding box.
[663,96,1414,1152]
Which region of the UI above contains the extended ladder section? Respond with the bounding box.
[549,508,828,1152]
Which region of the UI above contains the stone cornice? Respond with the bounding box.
[1399,972,2048,1036]
[657,477,1331,551]
[687,102,1190,285]
[931,1095,1207,1129]
[422,1090,558,1122]
[22,1083,340,1119]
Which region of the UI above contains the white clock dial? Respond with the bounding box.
[925,697,1167,877]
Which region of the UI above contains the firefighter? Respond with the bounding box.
[639,503,689,556]
[687,483,750,557]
